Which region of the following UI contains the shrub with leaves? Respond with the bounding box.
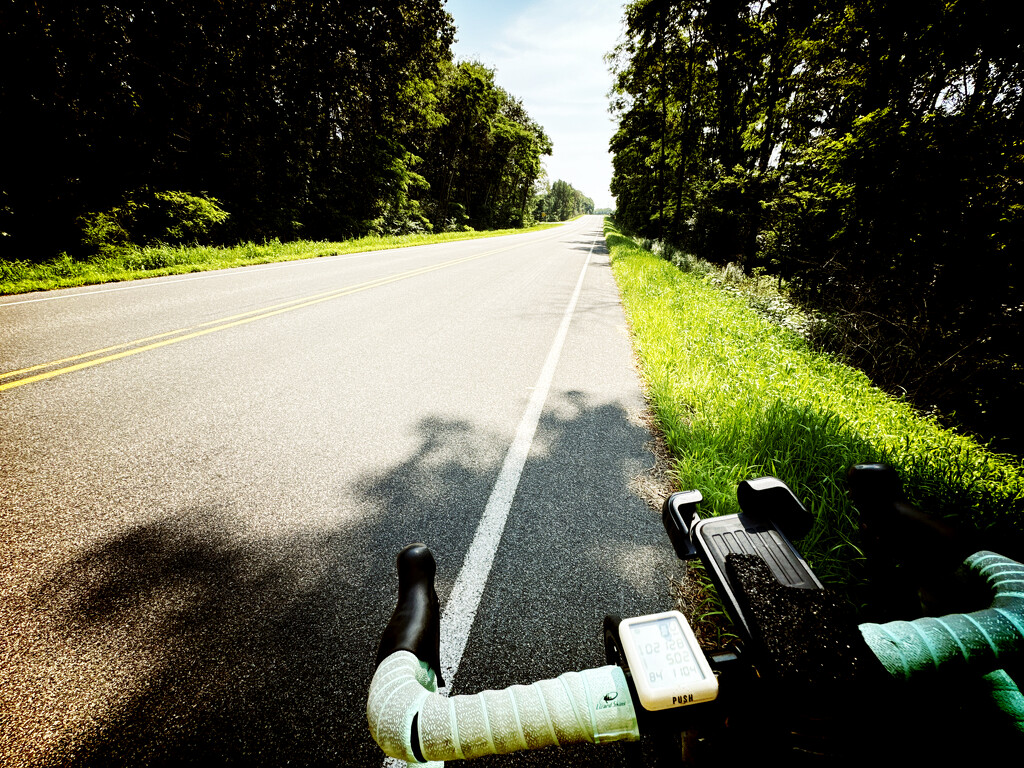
[146,190,230,245]
[78,189,229,257]
[78,210,133,258]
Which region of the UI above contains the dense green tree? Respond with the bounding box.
[0,0,557,257]
[414,60,551,231]
[609,0,1024,451]
[541,179,594,221]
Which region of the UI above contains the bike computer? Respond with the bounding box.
[618,611,718,711]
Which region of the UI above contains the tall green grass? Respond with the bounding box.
[606,221,1023,589]
[0,223,562,296]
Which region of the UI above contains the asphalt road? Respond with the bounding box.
[1,216,683,767]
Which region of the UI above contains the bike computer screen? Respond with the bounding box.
[619,611,718,711]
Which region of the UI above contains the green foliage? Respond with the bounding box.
[608,0,1024,454]
[606,221,1024,597]
[78,189,229,257]
[536,179,594,221]
[0,2,581,266]
[412,60,554,231]
[0,222,563,296]
[538,180,593,222]
[371,152,434,235]
[148,191,230,244]
[78,211,133,259]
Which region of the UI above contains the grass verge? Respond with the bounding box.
[0,223,564,296]
[605,220,1024,594]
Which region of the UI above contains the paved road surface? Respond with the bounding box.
[1,216,682,766]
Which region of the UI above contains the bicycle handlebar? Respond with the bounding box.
[375,544,445,688]
[859,551,1024,681]
[369,538,1024,761]
[368,545,640,764]
[859,550,1024,731]
[368,651,639,763]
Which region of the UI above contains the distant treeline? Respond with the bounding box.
[609,0,1024,454]
[1,1,588,260]
[537,179,595,221]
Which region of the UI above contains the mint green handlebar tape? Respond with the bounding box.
[367,651,640,763]
[982,669,1024,733]
[859,551,1024,730]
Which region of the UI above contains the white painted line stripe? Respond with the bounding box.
[438,240,595,690]
[380,232,597,768]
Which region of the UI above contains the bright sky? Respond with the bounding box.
[444,0,626,210]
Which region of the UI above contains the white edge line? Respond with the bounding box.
[438,239,595,690]
[379,236,596,768]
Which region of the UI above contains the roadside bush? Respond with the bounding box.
[78,189,229,257]
[0,257,32,283]
[78,210,133,258]
[606,221,1024,594]
[144,190,230,245]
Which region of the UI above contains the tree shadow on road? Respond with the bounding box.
[18,505,382,767]
[12,393,674,768]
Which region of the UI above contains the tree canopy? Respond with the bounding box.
[609,0,1024,453]
[536,179,595,221]
[0,1,572,259]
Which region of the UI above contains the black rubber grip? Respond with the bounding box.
[375,543,445,687]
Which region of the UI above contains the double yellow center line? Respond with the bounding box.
[1,238,540,393]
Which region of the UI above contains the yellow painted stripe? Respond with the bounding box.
[0,237,540,393]
[0,327,193,381]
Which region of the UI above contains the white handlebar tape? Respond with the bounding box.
[367,651,640,763]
